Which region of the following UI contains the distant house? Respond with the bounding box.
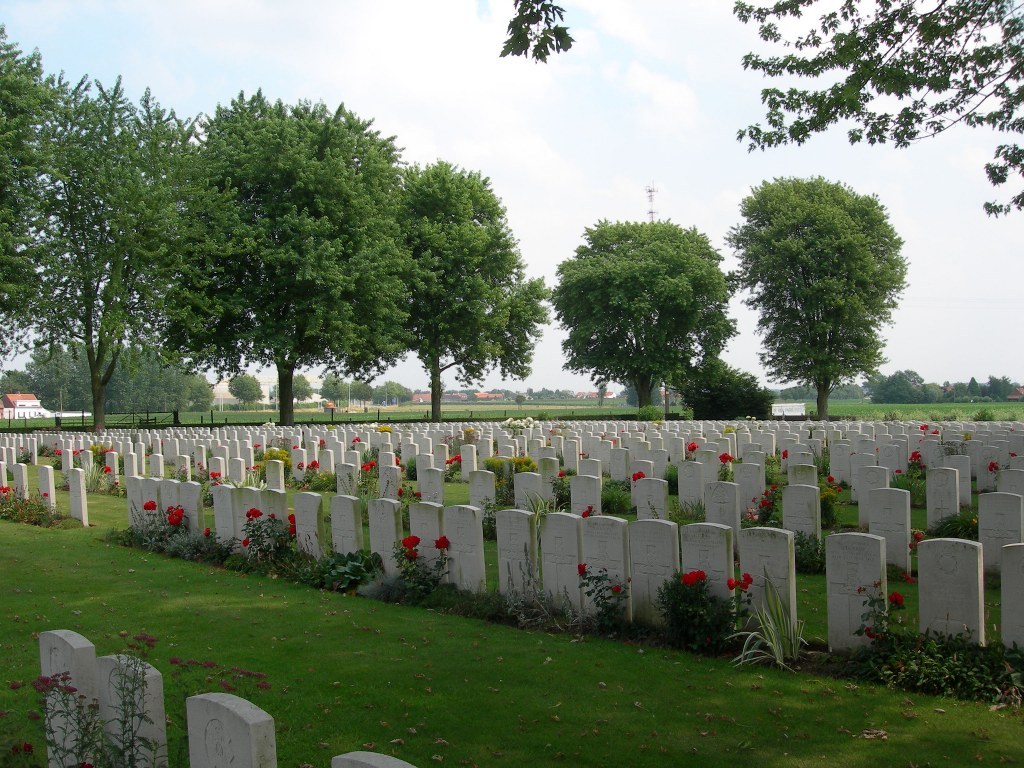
[411,392,431,404]
[1008,387,1024,402]
[1,393,50,419]
[574,391,600,399]
[473,391,504,400]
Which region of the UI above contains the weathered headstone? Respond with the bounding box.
[186,693,276,768]
[926,467,960,528]
[68,467,88,527]
[539,512,584,612]
[496,508,538,595]
[368,498,402,577]
[418,467,445,505]
[738,527,797,627]
[97,654,167,768]
[866,487,911,571]
[978,492,1024,573]
[581,515,631,621]
[825,532,886,652]
[704,481,741,546]
[782,484,821,539]
[1001,543,1024,649]
[292,492,323,558]
[569,474,601,516]
[628,519,679,624]
[917,538,985,644]
[680,522,733,602]
[443,505,486,592]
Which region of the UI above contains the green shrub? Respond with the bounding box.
[891,471,926,508]
[657,569,737,654]
[882,410,902,421]
[975,407,997,421]
[601,480,632,515]
[793,532,826,574]
[636,404,661,421]
[669,498,705,524]
[849,631,1024,703]
[930,509,978,539]
[0,491,68,528]
[290,550,382,592]
[663,463,678,488]
[404,455,417,481]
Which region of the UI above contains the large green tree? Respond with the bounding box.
[401,161,548,420]
[166,92,410,425]
[30,76,193,430]
[735,1,1024,214]
[0,27,49,356]
[552,220,735,408]
[677,359,774,420]
[228,374,263,409]
[728,177,906,421]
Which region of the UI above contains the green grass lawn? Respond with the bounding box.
[1,471,1023,767]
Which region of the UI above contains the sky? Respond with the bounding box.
[4,1,1022,395]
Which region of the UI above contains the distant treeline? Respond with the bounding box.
[775,372,1021,404]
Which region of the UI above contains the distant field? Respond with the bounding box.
[3,398,1021,431]
[0,399,646,430]
[819,400,1023,421]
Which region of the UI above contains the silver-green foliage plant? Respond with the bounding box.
[732,573,807,671]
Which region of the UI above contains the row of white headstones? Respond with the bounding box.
[6,420,1024,651]
[37,629,416,768]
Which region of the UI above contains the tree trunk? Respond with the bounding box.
[816,384,830,422]
[430,360,442,422]
[634,374,653,408]
[90,371,106,432]
[277,364,295,426]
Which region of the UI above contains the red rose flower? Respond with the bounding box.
[888,591,904,607]
[143,500,157,511]
[727,577,738,590]
[397,487,404,497]
[245,508,262,520]
[610,584,622,595]
[631,470,646,482]
[988,460,1000,473]
[203,527,211,537]
[103,465,112,474]
[827,475,835,483]
[687,442,698,453]
[402,534,421,549]
[577,563,587,577]
[582,505,593,518]
[435,535,450,550]
[781,449,788,459]
[404,548,418,561]
[719,452,733,464]
[242,538,250,547]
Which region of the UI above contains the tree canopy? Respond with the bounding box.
[165,92,411,425]
[29,75,193,430]
[728,177,906,420]
[228,374,263,408]
[552,220,735,408]
[0,27,48,356]
[501,1,574,61]
[677,359,775,420]
[735,0,1024,215]
[401,161,548,420]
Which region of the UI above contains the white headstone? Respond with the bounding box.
[978,492,1024,573]
[917,538,985,644]
[628,519,680,624]
[866,487,912,571]
[186,693,276,768]
[539,512,584,611]
[825,532,886,652]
